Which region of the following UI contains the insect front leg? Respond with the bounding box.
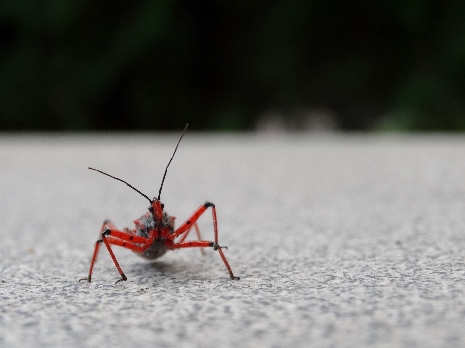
[80,220,148,284]
[79,219,116,283]
[173,202,239,280]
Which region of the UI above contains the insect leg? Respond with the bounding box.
[104,229,151,252]
[101,231,127,284]
[79,219,116,282]
[178,222,206,255]
[99,229,154,284]
[173,202,239,280]
[169,240,239,280]
[80,220,149,284]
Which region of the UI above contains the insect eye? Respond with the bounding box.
[161,203,165,209]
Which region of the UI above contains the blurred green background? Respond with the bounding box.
[1,0,464,131]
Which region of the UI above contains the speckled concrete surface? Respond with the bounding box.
[1,133,465,348]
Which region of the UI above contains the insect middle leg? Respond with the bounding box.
[172,202,239,280]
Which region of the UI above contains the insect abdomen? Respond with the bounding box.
[136,240,168,260]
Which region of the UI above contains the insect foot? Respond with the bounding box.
[213,244,228,250]
[229,273,240,281]
[115,274,127,285]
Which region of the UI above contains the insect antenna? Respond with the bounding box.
[158,123,188,200]
[88,167,152,203]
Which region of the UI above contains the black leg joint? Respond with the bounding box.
[102,228,111,237]
[204,202,215,208]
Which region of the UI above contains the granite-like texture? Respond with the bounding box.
[1,134,465,348]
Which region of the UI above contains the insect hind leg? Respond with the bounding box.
[178,222,206,255]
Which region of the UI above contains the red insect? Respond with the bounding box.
[80,124,239,284]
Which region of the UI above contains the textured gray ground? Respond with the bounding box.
[1,133,465,348]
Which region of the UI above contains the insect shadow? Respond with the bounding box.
[129,256,217,281]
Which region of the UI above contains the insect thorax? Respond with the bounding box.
[133,211,174,260]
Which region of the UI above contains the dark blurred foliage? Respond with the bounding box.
[0,0,465,131]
